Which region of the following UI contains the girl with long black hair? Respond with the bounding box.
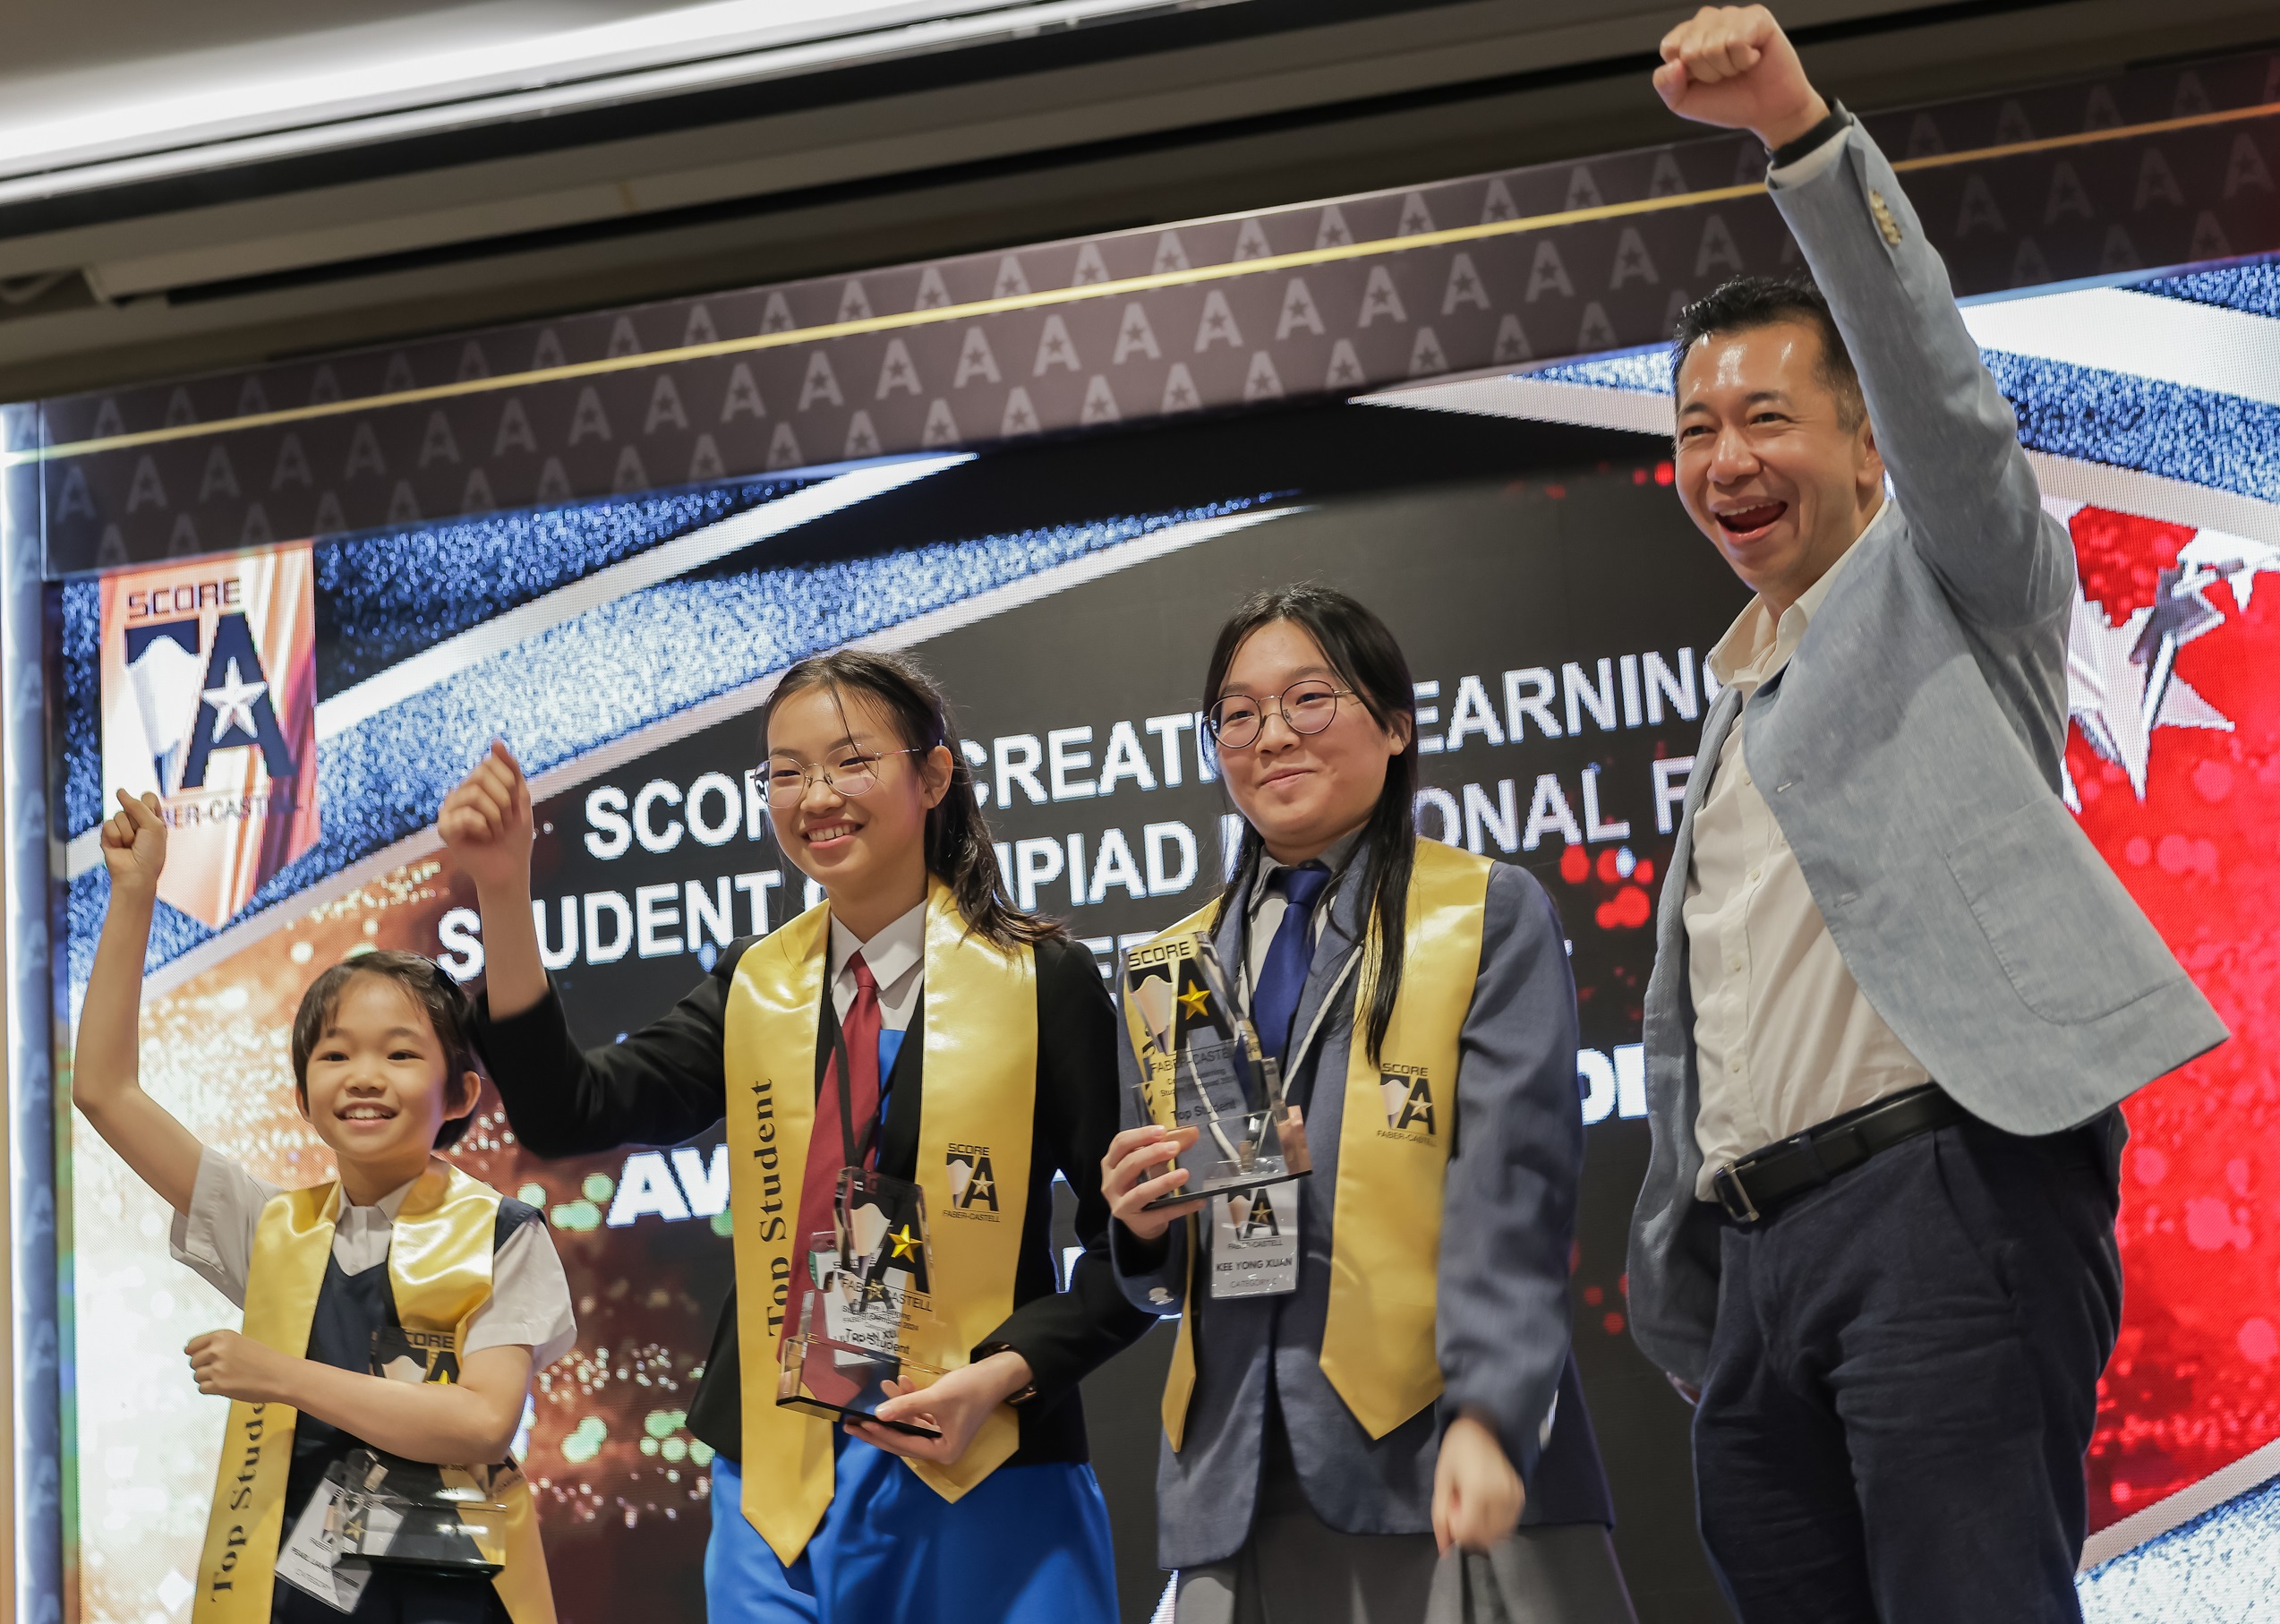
[1103,585,1631,1622]
[440,648,1150,1624]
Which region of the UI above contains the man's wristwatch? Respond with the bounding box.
[1767,100,1852,168]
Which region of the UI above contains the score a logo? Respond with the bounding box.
[371,1326,461,1388]
[1379,1064,1437,1141]
[99,543,321,928]
[945,1143,1001,1219]
[124,611,297,792]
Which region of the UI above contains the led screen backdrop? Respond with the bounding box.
[37,255,2280,1624]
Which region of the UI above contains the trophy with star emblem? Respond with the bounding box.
[775,1167,946,1438]
[1120,933,1310,1209]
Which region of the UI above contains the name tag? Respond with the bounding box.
[1208,1182,1299,1299]
[812,1246,913,1358]
[275,1477,376,1615]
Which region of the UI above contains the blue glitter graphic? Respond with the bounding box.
[313,477,807,690]
[61,580,101,839]
[1982,354,2280,505]
[1532,353,1672,395]
[2135,262,2280,321]
[2079,1469,2280,1622]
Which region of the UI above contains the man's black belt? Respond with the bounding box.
[1710,1083,1967,1225]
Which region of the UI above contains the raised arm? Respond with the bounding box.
[442,742,730,1154]
[440,741,549,1019]
[72,791,205,1215]
[1659,4,2071,630]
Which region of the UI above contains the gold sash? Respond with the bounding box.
[723,877,1038,1563]
[1149,838,1492,1447]
[193,1163,556,1624]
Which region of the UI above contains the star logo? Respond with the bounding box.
[2177,529,2280,611]
[2066,569,2232,802]
[947,1150,999,1212]
[1380,1072,1436,1134]
[199,657,269,745]
[888,1223,919,1261]
[1176,984,1210,1021]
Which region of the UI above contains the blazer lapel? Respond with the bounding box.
[1659,687,1743,944]
[1283,858,1369,1084]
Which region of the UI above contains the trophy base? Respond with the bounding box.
[773,1391,944,1440]
[1141,1164,1308,1210]
[338,1554,507,1579]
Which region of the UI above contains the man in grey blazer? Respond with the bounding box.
[1630,9,2227,1622]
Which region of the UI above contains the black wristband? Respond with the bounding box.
[1766,100,1850,169]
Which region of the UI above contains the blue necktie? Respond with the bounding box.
[1251,861,1333,1068]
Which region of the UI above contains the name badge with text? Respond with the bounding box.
[1208,1182,1300,1299]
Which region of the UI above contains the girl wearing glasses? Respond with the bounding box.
[438,649,1151,1624]
[1100,585,1628,1622]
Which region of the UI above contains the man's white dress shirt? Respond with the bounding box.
[1686,503,1932,1197]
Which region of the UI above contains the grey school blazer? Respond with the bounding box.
[1112,855,1613,1571]
[1627,120,2228,1387]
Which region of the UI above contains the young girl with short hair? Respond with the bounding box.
[73,791,574,1624]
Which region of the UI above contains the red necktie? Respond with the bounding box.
[794,952,883,1265]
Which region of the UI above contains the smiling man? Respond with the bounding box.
[1627,9,2227,1623]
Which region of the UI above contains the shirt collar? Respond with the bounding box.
[1707,499,1892,695]
[1250,826,1364,918]
[830,899,927,996]
[343,1160,443,1221]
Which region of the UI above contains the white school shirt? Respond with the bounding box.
[169,1150,579,1368]
[826,901,927,1033]
[1685,503,1932,1198]
[1242,829,1364,995]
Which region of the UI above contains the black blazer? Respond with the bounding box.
[474,933,1152,1466]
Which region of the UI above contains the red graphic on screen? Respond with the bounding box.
[2063,503,2280,1532]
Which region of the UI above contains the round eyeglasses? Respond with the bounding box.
[747,748,924,806]
[1205,682,1356,750]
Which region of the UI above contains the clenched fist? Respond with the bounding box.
[187,1329,295,1406]
[1654,6,1830,150]
[99,790,169,899]
[1432,1410,1526,1555]
[439,741,536,898]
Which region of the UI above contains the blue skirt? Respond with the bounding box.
[704,1436,1119,1624]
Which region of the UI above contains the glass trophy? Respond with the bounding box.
[320,1449,511,1577]
[1120,932,1310,1209]
[775,1167,945,1439]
